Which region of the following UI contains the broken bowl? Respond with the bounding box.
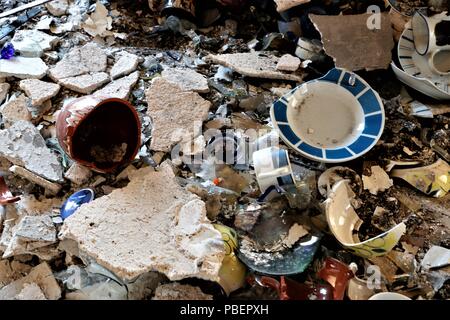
[325,180,406,258]
[56,96,141,173]
[271,68,385,163]
[60,188,95,220]
[368,292,412,300]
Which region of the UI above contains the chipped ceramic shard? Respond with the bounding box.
[0,57,48,79]
[391,159,450,198]
[0,121,64,183]
[362,166,394,195]
[61,164,225,281]
[421,246,450,270]
[310,13,394,71]
[325,180,406,258]
[161,67,209,93]
[206,52,304,81]
[60,189,95,220]
[274,0,310,12]
[19,79,60,106]
[152,283,213,300]
[146,77,211,152]
[318,166,363,197]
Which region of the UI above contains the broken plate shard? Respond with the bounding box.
[391,159,450,198]
[421,246,450,270]
[206,52,304,81]
[61,164,225,281]
[0,120,63,182]
[60,189,95,220]
[362,166,394,195]
[310,13,395,71]
[325,180,406,258]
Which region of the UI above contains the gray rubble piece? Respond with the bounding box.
[152,283,214,300]
[110,51,140,79]
[60,163,225,282]
[0,95,32,126]
[206,52,304,81]
[14,194,63,217]
[0,262,61,300]
[0,121,64,183]
[93,71,139,100]
[0,57,48,79]
[14,283,47,300]
[0,83,10,104]
[276,54,301,72]
[146,78,211,152]
[19,79,60,106]
[11,30,58,58]
[46,0,69,16]
[58,72,110,94]
[9,165,62,195]
[161,68,210,93]
[49,43,108,93]
[64,163,92,185]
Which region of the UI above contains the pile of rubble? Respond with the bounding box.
[0,0,448,300]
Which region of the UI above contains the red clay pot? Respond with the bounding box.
[56,96,141,173]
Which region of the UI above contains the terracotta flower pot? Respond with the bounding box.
[56,96,141,173]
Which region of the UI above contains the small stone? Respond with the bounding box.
[0,121,64,183]
[146,78,211,152]
[206,52,304,81]
[93,71,139,100]
[276,54,301,72]
[161,68,209,93]
[64,163,92,185]
[11,30,58,58]
[0,57,48,79]
[0,83,10,104]
[15,283,47,300]
[0,95,32,126]
[152,283,213,300]
[110,51,140,79]
[59,72,110,94]
[19,79,60,106]
[46,0,68,16]
[9,165,62,195]
[49,43,107,81]
[0,262,61,300]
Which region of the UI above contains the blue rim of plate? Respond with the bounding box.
[270,68,385,163]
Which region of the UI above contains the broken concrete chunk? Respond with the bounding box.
[19,79,60,106]
[0,121,64,183]
[11,30,58,58]
[310,13,394,71]
[9,165,62,195]
[362,166,393,195]
[0,83,10,104]
[93,71,139,100]
[274,0,310,12]
[161,68,210,93]
[14,215,56,243]
[0,95,32,126]
[0,262,61,300]
[49,43,107,81]
[15,283,47,300]
[152,283,213,300]
[64,163,92,185]
[207,52,304,81]
[276,54,301,72]
[46,0,69,17]
[111,51,140,79]
[146,78,211,152]
[0,57,48,79]
[61,165,225,281]
[59,72,110,94]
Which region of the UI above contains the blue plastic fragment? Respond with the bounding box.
[60,189,95,220]
[0,43,15,60]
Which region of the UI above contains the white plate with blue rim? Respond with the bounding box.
[270,68,385,163]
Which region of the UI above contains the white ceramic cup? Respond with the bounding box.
[368,292,412,300]
[412,12,450,75]
[252,146,295,193]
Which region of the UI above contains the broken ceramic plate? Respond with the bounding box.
[391,159,450,198]
[60,188,95,220]
[325,180,406,258]
[368,292,412,300]
[271,68,385,163]
[318,166,363,197]
[0,176,20,205]
[398,21,450,96]
[421,246,450,270]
